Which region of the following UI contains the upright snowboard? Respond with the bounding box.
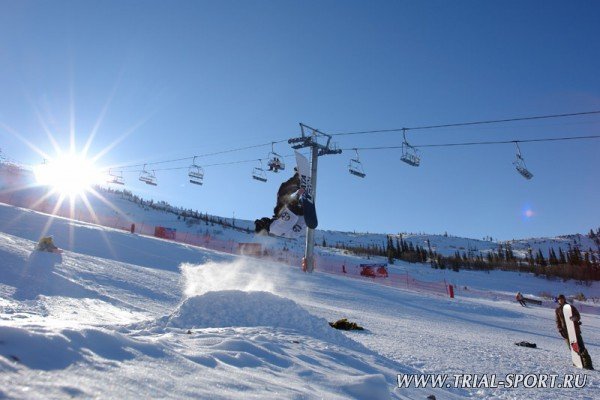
[563,304,584,369]
[295,151,317,229]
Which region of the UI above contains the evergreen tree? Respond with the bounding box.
[535,249,547,267]
[548,248,558,265]
[584,252,592,268]
[569,247,583,266]
[395,238,402,258]
[505,243,514,262]
[558,248,567,264]
[527,247,534,266]
[497,244,505,262]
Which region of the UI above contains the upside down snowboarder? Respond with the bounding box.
[254,168,304,235]
[254,151,317,237]
[555,294,593,370]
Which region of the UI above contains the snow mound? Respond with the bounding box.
[153,290,349,345]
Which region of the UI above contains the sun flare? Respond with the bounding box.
[34,152,104,196]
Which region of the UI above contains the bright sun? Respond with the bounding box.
[34,153,104,196]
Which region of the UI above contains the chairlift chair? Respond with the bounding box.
[319,140,341,156]
[108,169,124,185]
[188,156,204,185]
[139,165,158,186]
[252,160,267,182]
[267,142,285,172]
[400,129,420,167]
[513,142,533,180]
[348,149,366,178]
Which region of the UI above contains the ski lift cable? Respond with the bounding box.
[329,110,600,136]
[106,110,599,173]
[340,134,600,151]
[112,139,288,171]
[120,152,306,174]
[110,135,598,175]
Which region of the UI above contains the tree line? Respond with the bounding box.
[327,230,600,282]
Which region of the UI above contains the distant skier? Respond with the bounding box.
[555,294,593,369]
[254,168,304,234]
[516,292,527,307]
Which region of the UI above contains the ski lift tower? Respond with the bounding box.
[288,123,342,273]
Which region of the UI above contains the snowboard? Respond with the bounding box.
[523,297,542,306]
[269,207,306,239]
[295,151,317,229]
[563,304,584,368]
[269,207,298,237]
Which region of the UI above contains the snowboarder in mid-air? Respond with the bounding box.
[254,168,304,234]
[555,294,593,369]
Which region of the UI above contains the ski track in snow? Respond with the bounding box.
[0,195,599,399]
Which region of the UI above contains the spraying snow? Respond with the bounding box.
[181,259,276,298]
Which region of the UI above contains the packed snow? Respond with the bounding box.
[0,166,599,399]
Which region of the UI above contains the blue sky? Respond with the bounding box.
[0,0,599,240]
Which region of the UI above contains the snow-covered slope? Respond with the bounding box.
[0,203,446,399]
[0,193,599,398]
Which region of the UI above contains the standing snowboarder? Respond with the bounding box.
[516,292,527,307]
[555,294,593,370]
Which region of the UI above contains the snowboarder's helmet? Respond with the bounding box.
[557,294,566,300]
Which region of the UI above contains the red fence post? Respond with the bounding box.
[448,284,454,299]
